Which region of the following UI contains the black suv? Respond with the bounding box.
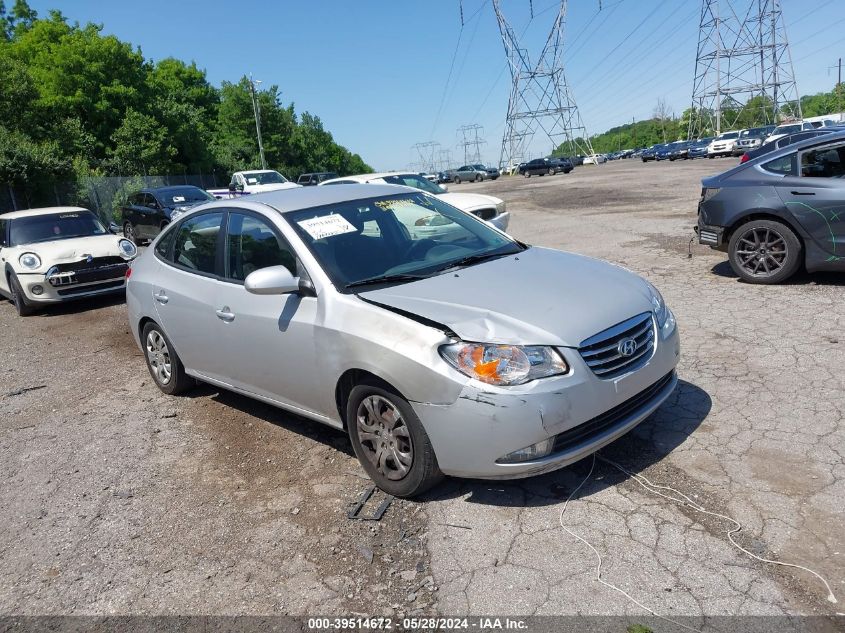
[121,186,214,244]
[549,157,574,173]
[297,172,339,186]
[520,158,556,177]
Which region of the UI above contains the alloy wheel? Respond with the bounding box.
[735,226,788,277]
[124,223,135,242]
[356,395,413,481]
[146,330,172,385]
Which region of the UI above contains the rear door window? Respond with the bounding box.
[171,212,224,275]
[800,143,845,178]
[762,153,797,176]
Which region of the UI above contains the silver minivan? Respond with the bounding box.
[127,185,680,497]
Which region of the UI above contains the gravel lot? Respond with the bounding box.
[1,158,842,624]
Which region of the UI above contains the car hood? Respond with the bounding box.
[359,247,655,347]
[13,234,125,271]
[245,182,300,193]
[437,192,502,211]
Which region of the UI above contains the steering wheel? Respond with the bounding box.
[403,238,437,261]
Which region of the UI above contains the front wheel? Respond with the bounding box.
[142,322,194,395]
[523,172,530,178]
[453,176,460,184]
[347,380,443,498]
[8,273,36,316]
[728,219,802,284]
[123,222,139,245]
[475,174,482,182]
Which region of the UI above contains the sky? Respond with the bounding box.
[28,0,845,170]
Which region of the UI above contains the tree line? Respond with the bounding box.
[556,84,845,156]
[0,1,371,208]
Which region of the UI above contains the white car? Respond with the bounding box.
[319,172,510,234]
[582,154,607,165]
[707,130,743,157]
[763,121,817,145]
[208,170,300,199]
[0,207,137,316]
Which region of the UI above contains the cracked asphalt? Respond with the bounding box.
[0,158,842,625]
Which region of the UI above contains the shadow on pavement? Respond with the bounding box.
[421,378,712,507]
[711,260,845,286]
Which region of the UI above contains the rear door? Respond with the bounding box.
[775,141,845,257]
[152,211,228,382]
[214,210,325,414]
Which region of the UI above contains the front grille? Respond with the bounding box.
[48,257,128,287]
[551,371,675,454]
[473,208,496,221]
[578,312,655,379]
[56,279,124,297]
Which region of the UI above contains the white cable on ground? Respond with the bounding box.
[558,454,703,633]
[597,454,838,605]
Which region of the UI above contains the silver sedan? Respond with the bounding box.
[126,184,680,497]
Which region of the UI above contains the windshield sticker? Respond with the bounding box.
[297,214,357,240]
[59,214,80,218]
[172,196,186,203]
[247,178,258,184]
[374,198,432,211]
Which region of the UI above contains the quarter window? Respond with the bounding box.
[761,154,796,176]
[172,212,223,274]
[225,212,297,281]
[800,144,845,178]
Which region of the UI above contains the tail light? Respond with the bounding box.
[125,265,133,279]
[740,153,750,163]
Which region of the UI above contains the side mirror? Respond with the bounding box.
[244,266,313,296]
[108,222,120,234]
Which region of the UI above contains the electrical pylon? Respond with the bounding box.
[493,0,594,169]
[410,141,441,174]
[689,0,801,138]
[457,124,487,165]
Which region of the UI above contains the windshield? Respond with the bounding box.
[472,164,486,170]
[381,174,446,195]
[10,211,107,245]
[286,192,521,291]
[242,171,288,185]
[774,124,801,136]
[719,132,740,140]
[158,187,214,206]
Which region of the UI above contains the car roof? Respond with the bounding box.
[192,183,419,215]
[1,206,91,220]
[319,172,420,184]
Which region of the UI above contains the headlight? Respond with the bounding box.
[645,281,673,330]
[19,252,41,270]
[440,342,568,386]
[118,239,137,259]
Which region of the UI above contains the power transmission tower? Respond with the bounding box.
[493,0,594,169]
[410,141,441,174]
[437,149,453,172]
[457,124,487,165]
[689,0,801,139]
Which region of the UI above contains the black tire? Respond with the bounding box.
[453,176,460,184]
[346,379,443,498]
[123,222,139,245]
[523,172,530,178]
[141,321,194,395]
[728,219,802,284]
[474,174,481,182]
[8,272,36,316]
[548,168,554,175]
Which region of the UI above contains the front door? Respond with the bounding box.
[214,210,326,416]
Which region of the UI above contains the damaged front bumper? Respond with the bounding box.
[412,320,680,479]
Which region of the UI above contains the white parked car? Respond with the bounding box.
[763,121,817,145]
[583,154,607,165]
[208,170,300,199]
[319,172,510,234]
[707,130,744,157]
[0,207,137,316]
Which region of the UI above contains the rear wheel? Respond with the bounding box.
[728,219,802,284]
[142,321,194,395]
[9,273,36,316]
[346,380,443,498]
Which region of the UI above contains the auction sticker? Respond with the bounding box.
[297,214,357,240]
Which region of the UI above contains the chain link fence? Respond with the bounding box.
[1,172,227,223]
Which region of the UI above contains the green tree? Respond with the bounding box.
[108,108,175,175]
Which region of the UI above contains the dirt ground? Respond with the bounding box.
[1,158,843,624]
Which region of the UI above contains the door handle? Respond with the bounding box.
[215,306,235,322]
[790,191,815,195]
[154,290,169,304]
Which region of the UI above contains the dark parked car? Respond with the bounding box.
[121,186,214,244]
[740,128,838,163]
[697,130,845,283]
[687,138,713,159]
[549,157,574,173]
[641,145,664,162]
[519,158,557,177]
[297,172,339,186]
